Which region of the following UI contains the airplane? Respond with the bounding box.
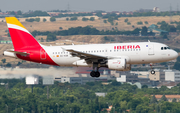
[3,17,178,77]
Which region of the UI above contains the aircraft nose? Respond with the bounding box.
[172,50,178,59]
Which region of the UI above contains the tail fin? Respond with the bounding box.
[5,17,40,50]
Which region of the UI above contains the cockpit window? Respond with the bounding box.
[161,47,170,50]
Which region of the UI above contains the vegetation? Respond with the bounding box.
[25,18,40,22]
[57,13,93,18]
[1,79,180,113]
[31,26,142,38]
[70,17,78,21]
[43,18,47,22]
[137,21,143,25]
[50,17,56,22]
[89,17,95,21]
[22,10,49,17]
[82,17,89,21]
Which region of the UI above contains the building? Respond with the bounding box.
[156,81,178,89]
[61,77,109,84]
[154,95,180,102]
[149,69,165,82]
[165,70,180,82]
[116,72,138,83]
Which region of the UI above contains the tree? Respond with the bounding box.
[127,22,131,25]
[50,17,56,22]
[137,21,143,25]
[141,26,148,36]
[124,18,128,22]
[6,63,11,67]
[177,24,180,31]
[144,21,148,24]
[35,18,40,22]
[90,17,95,21]
[43,18,46,22]
[172,98,177,102]
[59,27,63,30]
[17,10,22,15]
[142,85,148,88]
[82,17,89,21]
[160,94,167,102]
[1,59,6,64]
[150,94,157,104]
[66,18,69,21]
[103,20,107,23]
[96,12,103,17]
[46,33,57,42]
[70,17,77,21]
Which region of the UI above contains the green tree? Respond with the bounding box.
[1,59,6,64]
[103,20,107,23]
[6,63,11,67]
[160,94,168,102]
[137,21,143,25]
[150,94,157,104]
[127,22,131,25]
[43,18,47,22]
[35,18,40,22]
[70,17,78,21]
[141,26,148,36]
[50,17,56,22]
[66,18,69,21]
[172,98,177,102]
[17,10,22,15]
[90,17,95,21]
[82,17,89,21]
[46,33,57,42]
[144,21,149,24]
[124,18,128,22]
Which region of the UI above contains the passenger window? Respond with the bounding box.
[102,50,104,52]
[161,47,163,50]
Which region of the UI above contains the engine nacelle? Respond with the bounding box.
[108,59,131,71]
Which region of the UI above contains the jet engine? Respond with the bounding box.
[107,59,131,71]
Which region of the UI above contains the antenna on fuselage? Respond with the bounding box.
[148,40,150,42]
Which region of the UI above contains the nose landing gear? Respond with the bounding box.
[150,63,155,74]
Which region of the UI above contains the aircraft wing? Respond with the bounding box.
[65,49,107,60]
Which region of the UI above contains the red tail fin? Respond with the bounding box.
[5,17,41,50]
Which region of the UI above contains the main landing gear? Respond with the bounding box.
[90,63,100,77]
[150,63,155,74]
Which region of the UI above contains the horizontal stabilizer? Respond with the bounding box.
[6,50,29,55]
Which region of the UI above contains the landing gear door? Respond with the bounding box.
[148,44,154,55]
[40,49,46,60]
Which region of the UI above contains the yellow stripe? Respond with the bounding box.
[5,17,26,29]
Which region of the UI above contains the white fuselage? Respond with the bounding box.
[42,42,178,66]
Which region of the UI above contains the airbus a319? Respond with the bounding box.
[3,17,178,77]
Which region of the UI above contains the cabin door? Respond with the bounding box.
[148,44,154,55]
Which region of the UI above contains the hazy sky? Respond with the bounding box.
[0,0,180,12]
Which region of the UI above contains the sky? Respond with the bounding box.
[0,0,180,12]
